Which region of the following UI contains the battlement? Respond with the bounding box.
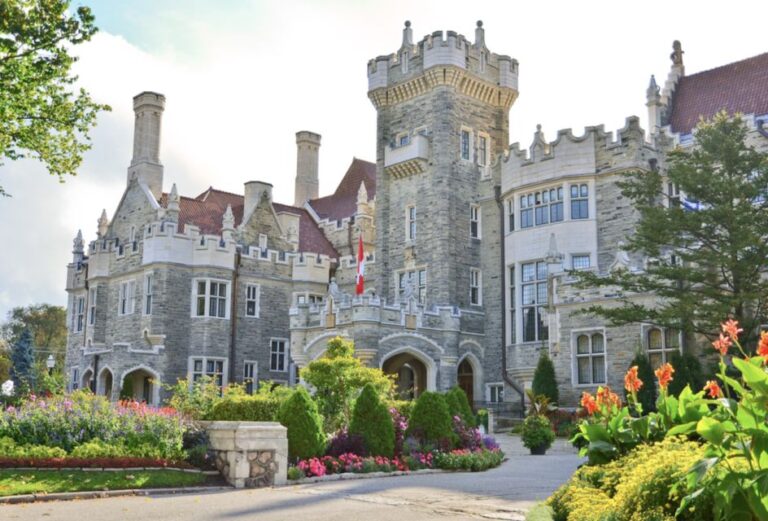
[367,21,518,109]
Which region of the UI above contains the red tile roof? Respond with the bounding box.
[160,188,338,258]
[668,52,768,134]
[308,158,376,221]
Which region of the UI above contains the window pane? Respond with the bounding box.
[215,361,223,372]
[538,308,549,340]
[666,329,680,348]
[206,360,214,373]
[592,356,605,383]
[592,334,604,353]
[576,335,589,354]
[580,184,588,197]
[197,297,206,316]
[649,353,663,369]
[522,263,535,282]
[523,308,537,342]
[537,262,547,281]
[648,328,663,350]
[247,301,255,316]
[522,284,535,305]
[198,281,206,295]
[537,283,548,305]
[577,357,590,384]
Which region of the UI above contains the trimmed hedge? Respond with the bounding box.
[445,387,476,427]
[350,384,394,457]
[407,391,453,446]
[208,394,283,422]
[278,387,326,461]
[532,352,559,405]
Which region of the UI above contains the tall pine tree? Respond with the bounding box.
[10,328,35,392]
[576,113,768,351]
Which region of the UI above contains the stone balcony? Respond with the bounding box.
[384,135,429,179]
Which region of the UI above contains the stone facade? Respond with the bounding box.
[65,23,768,408]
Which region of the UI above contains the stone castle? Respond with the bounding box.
[65,22,768,408]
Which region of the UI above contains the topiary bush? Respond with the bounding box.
[531,352,559,405]
[277,386,326,461]
[350,383,395,457]
[208,394,284,421]
[445,387,476,427]
[624,352,656,413]
[520,414,555,452]
[407,391,453,447]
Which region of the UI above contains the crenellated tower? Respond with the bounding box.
[367,20,518,307]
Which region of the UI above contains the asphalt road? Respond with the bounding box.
[1,436,582,521]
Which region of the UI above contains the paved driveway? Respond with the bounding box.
[1,435,582,521]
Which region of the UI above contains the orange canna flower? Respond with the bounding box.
[596,386,621,410]
[703,380,723,399]
[758,331,768,363]
[624,366,643,393]
[580,391,598,415]
[712,333,732,356]
[655,363,675,391]
[721,319,743,342]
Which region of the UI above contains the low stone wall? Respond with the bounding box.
[206,421,288,488]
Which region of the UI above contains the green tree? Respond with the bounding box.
[300,337,394,432]
[1,304,67,368]
[407,391,453,447]
[0,0,110,196]
[350,383,394,457]
[277,386,326,461]
[575,113,768,350]
[531,352,559,405]
[625,352,657,413]
[10,328,35,392]
[0,347,10,382]
[445,387,476,427]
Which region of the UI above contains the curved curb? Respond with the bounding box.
[0,485,232,505]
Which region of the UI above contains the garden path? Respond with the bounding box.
[0,435,582,520]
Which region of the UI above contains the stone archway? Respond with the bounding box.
[120,366,160,405]
[381,348,436,400]
[457,358,474,404]
[97,367,114,399]
[81,368,94,391]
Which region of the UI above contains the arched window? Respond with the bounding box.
[574,332,606,385]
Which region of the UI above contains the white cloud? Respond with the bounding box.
[1,0,766,320]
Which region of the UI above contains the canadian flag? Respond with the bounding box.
[355,234,365,295]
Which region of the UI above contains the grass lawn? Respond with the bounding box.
[0,469,206,497]
[525,503,554,521]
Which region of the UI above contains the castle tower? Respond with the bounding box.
[294,131,321,206]
[367,21,518,306]
[127,91,165,200]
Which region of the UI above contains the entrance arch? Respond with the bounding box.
[380,347,436,399]
[119,366,160,405]
[81,368,94,391]
[457,359,474,404]
[97,367,114,399]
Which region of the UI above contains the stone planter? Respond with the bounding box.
[206,421,288,488]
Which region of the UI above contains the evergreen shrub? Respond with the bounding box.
[445,387,476,426]
[349,384,394,457]
[277,386,326,461]
[531,352,559,405]
[407,391,453,447]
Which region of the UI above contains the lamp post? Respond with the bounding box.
[46,355,55,376]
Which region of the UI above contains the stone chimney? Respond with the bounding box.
[244,181,273,222]
[127,91,165,200]
[294,131,321,206]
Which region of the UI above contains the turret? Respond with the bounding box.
[72,230,84,263]
[646,75,662,133]
[97,209,109,238]
[222,204,235,241]
[166,183,180,222]
[294,131,321,206]
[127,91,165,201]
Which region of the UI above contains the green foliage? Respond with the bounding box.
[548,438,713,521]
[300,337,394,432]
[444,387,476,427]
[287,466,304,480]
[476,409,488,431]
[388,399,413,421]
[667,351,705,397]
[573,113,768,350]
[532,352,559,404]
[0,350,9,383]
[525,390,557,418]
[208,394,285,422]
[520,415,555,451]
[10,328,35,392]
[625,352,657,413]
[69,439,127,459]
[277,386,326,461]
[0,436,67,458]
[164,377,221,420]
[350,384,394,457]
[433,448,505,472]
[407,391,453,446]
[0,0,110,196]
[1,305,67,357]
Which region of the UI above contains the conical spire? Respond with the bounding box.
[646,75,659,99]
[97,209,109,238]
[73,230,84,253]
[166,182,180,221]
[222,203,235,241]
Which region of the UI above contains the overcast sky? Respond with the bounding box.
[0,0,766,320]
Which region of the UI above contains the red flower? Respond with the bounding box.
[580,392,598,415]
[654,363,675,391]
[721,319,743,342]
[712,333,732,356]
[703,380,723,399]
[624,366,643,393]
[757,331,768,363]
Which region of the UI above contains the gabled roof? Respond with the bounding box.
[308,158,376,221]
[668,52,768,135]
[160,188,338,258]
